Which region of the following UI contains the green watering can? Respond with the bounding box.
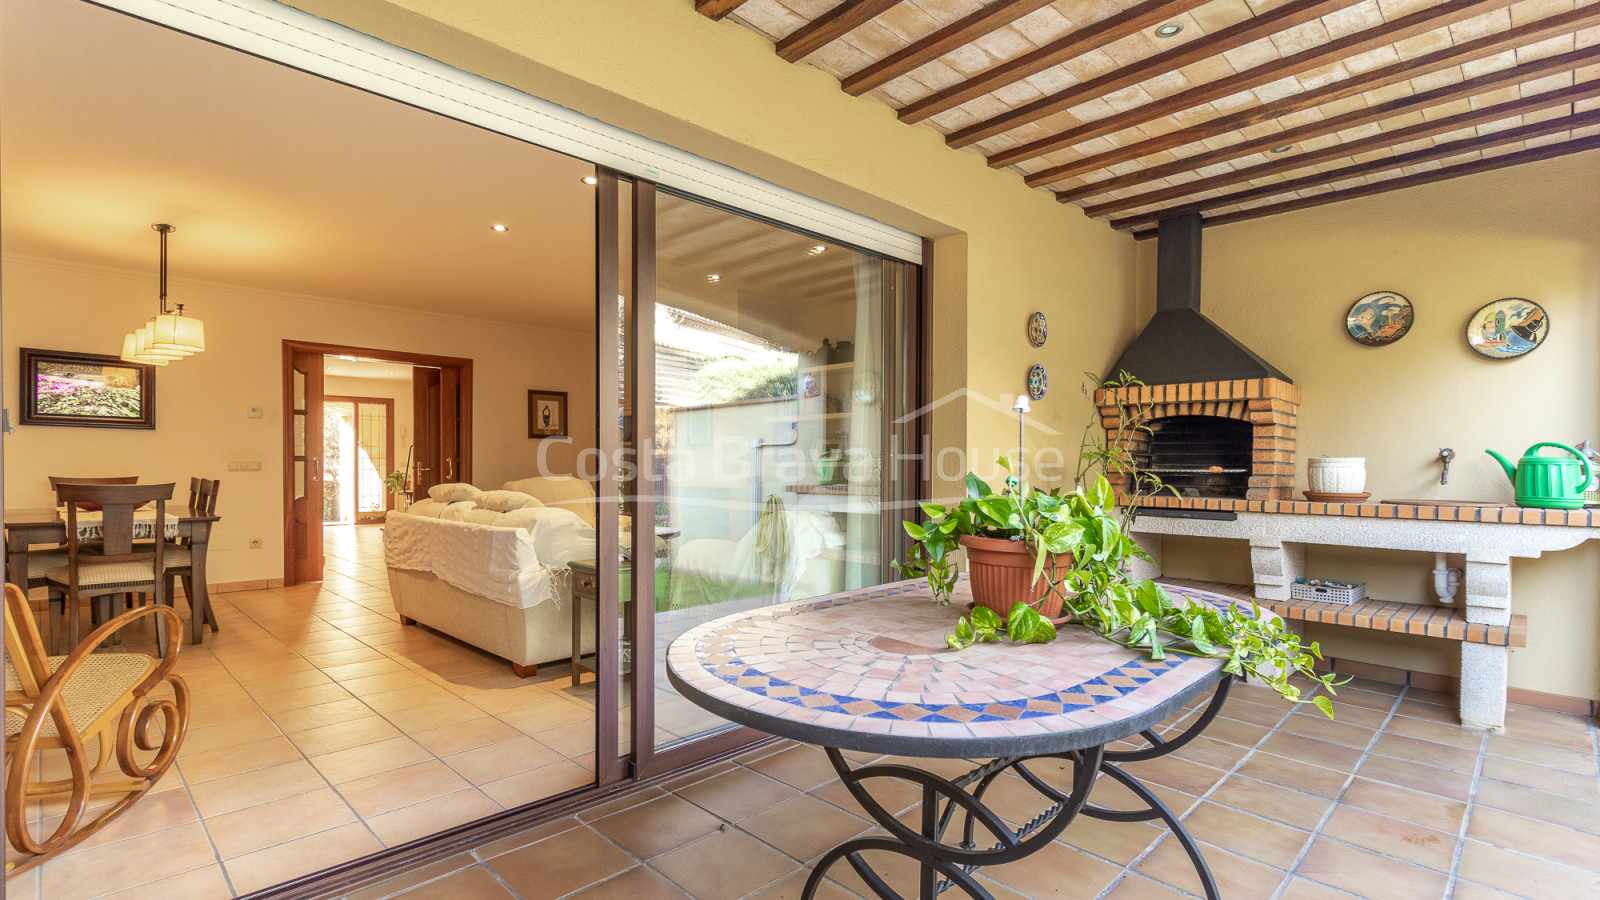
[1485,443,1593,509]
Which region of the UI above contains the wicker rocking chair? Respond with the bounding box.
[3,583,189,875]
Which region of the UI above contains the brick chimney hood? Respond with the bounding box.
[1111,214,1291,386]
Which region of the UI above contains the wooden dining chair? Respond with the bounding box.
[43,483,175,654]
[19,477,140,595]
[3,583,188,874]
[160,478,221,649]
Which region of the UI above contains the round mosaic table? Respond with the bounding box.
[667,579,1245,900]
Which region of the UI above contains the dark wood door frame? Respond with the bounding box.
[281,340,473,586]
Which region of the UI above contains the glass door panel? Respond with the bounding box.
[645,191,910,753]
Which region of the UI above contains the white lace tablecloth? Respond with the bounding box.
[72,510,179,541]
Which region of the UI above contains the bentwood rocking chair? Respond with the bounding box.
[3,583,189,874]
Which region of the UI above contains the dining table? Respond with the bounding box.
[667,578,1244,900]
[5,505,223,647]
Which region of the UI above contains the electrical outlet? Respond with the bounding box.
[248,539,262,549]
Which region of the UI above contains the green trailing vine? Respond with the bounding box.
[896,372,1346,718]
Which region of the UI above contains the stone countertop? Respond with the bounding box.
[1128,495,1597,528]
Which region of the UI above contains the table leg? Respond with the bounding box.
[6,529,31,592]
[187,527,213,645]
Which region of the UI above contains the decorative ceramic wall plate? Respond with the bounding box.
[1345,291,1413,346]
[1027,364,1048,400]
[1027,312,1048,347]
[1467,298,1548,359]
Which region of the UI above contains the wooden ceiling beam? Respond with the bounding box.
[1109,108,1600,230]
[948,0,1357,149]
[694,0,750,22]
[1024,4,1600,188]
[896,0,1211,125]
[1130,134,1600,236]
[841,0,1058,96]
[776,0,902,62]
[989,0,1515,169]
[1084,78,1600,217]
[1056,44,1600,205]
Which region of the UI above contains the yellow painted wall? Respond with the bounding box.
[280,0,1143,499]
[2,254,596,584]
[1147,149,1600,701]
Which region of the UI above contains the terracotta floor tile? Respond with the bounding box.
[1481,754,1600,800]
[1258,732,1366,771]
[1456,839,1600,897]
[179,714,281,755]
[480,758,594,808]
[288,714,404,757]
[984,839,1127,897]
[1190,715,1273,753]
[1180,802,1312,869]
[743,868,856,900]
[650,828,796,899]
[441,735,562,784]
[1370,732,1480,771]
[1451,879,1527,900]
[1473,777,1600,835]
[338,759,471,818]
[42,787,198,857]
[1101,873,1197,900]
[412,715,524,756]
[386,865,516,900]
[675,765,801,823]
[1170,735,1256,770]
[346,853,479,900]
[496,699,594,734]
[311,734,435,784]
[575,787,671,823]
[741,795,871,862]
[1382,712,1484,751]
[177,734,304,783]
[1060,819,1165,866]
[252,680,355,713]
[1208,776,1333,831]
[1486,733,1598,774]
[39,821,217,900]
[1355,754,1473,802]
[188,759,327,817]
[535,717,598,757]
[1137,837,1284,900]
[1121,756,1228,796]
[1467,805,1600,870]
[366,788,505,847]
[748,745,842,792]
[1276,876,1362,900]
[1217,698,1289,728]
[1499,705,1595,752]
[486,825,636,900]
[809,771,917,819]
[1319,803,1457,871]
[91,864,233,900]
[272,697,375,733]
[1295,837,1448,897]
[206,787,357,858]
[590,794,724,859]
[1338,776,1467,833]
[224,821,384,895]
[1232,752,1349,799]
[385,697,487,733]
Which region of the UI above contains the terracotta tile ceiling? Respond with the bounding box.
[695,0,1600,235]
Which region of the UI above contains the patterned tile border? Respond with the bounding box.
[1131,494,1596,527]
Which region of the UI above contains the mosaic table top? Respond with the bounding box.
[666,579,1229,758]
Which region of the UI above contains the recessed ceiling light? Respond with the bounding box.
[1155,22,1183,37]
[706,274,721,283]
[490,224,510,232]
[808,245,827,255]
[1271,145,1293,154]
[582,176,599,185]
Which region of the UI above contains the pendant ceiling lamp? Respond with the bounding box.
[120,223,205,365]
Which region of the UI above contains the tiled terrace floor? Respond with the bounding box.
[346,680,1600,900]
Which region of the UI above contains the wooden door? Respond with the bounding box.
[440,365,463,484]
[412,368,441,496]
[288,350,325,584]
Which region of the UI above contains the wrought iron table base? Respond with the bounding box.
[802,678,1234,900]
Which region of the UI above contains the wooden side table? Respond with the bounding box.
[568,559,632,686]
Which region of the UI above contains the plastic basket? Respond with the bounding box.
[1290,580,1364,605]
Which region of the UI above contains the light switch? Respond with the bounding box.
[228,461,263,472]
[247,405,264,419]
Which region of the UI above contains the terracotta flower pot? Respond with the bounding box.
[959,534,1073,619]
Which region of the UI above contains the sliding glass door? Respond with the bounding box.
[618,188,919,772]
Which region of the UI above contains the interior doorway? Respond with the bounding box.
[283,339,474,586]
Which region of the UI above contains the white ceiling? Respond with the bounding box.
[0,0,599,331]
[324,357,419,382]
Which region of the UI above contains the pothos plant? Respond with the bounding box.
[899,423,1343,717]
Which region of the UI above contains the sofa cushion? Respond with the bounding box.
[407,499,475,518]
[501,476,596,527]
[428,483,484,504]
[477,490,543,512]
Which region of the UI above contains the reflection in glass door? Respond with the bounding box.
[637,191,915,756]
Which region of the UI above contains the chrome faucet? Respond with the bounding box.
[1439,448,1456,485]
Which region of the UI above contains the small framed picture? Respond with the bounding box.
[528,390,569,438]
[20,348,156,429]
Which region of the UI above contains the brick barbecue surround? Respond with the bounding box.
[1095,377,1300,501]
